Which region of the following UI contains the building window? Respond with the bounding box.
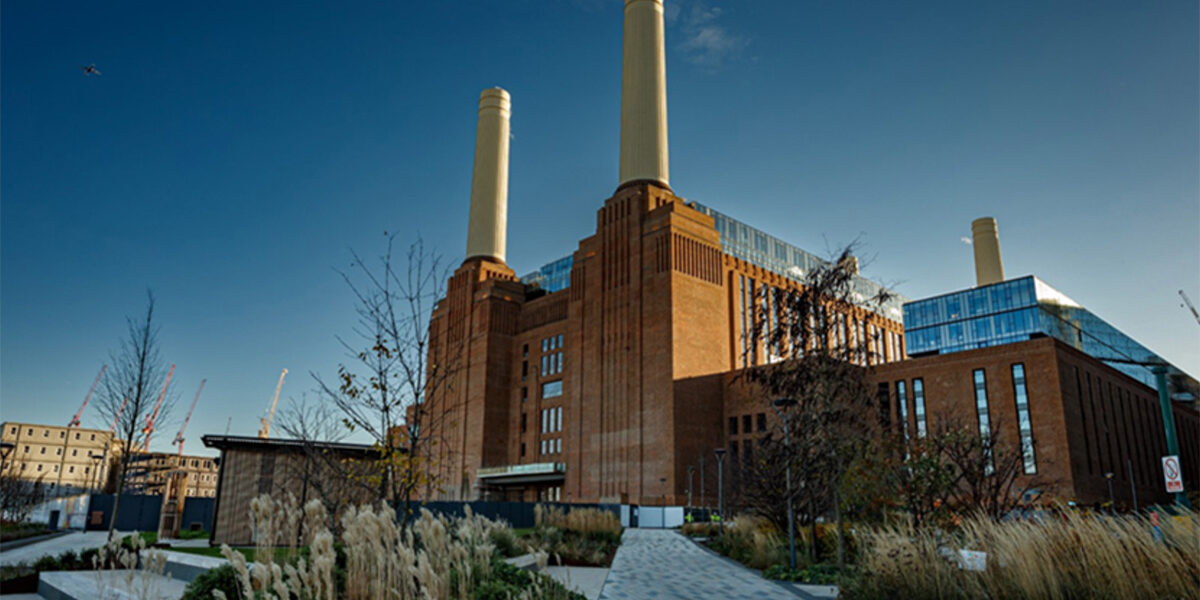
[541,440,547,455]
[69,466,74,473]
[1012,364,1037,474]
[40,447,45,455]
[72,449,77,457]
[521,361,528,380]
[912,379,927,438]
[520,443,526,457]
[972,370,994,472]
[757,413,766,433]
[521,413,527,433]
[729,417,738,436]
[90,434,95,441]
[521,387,528,403]
[542,380,563,399]
[896,381,909,444]
[75,433,80,440]
[742,415,752,435]
[523,343,528,357]
[36,464,42,472]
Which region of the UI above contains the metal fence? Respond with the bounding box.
[85,494,215,534]
[410,501,621,529]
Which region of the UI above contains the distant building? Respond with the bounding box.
[1,422,116,496]
[122,452,219,498]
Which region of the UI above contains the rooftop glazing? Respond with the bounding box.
[519,202,906,320]
[904,275,1198,399]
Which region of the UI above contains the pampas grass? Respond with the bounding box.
[220,494,574,600]
[853,509,1200,599]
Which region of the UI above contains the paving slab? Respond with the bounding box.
[37,570,187,600]
[0,532,130,567]
[543,565,607,600]
[598,529,797,600]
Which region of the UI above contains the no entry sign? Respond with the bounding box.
[1162,455,1183,493]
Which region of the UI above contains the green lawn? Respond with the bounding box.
[170,546,295,561]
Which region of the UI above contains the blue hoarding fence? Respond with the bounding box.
[86,494,214,534]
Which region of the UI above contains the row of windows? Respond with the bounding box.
[542,352,563,376]
[892,379,927,442]
[541,438,561,455]
[729,413,766,436]
[737,274,904,368]
[1073,366,1166,489]
[13,462,97,474]
[541,407,562,434]
[970,365,1037,475]
[7,426,100,442]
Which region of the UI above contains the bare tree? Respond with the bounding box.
[935,416,1047,521]
[276,397,376,535]
[739,246,896,566]
[0,471,47,524]
[314,235,460,524]
[93,292,175,535]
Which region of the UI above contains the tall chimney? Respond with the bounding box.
[619,0,669,189]
[465,87,511,263]
[972,217,1005,286]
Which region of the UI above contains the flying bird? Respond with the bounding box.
[80,64,102,76]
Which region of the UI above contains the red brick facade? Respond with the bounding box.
[424,182,905,504]
[868,338,1199,506]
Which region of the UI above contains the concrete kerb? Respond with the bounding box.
[676,529,833,600]
[0,529,74,553]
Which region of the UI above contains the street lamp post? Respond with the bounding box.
[687,466,695,509]
[714,448,726,532]
[1104,472,1115,513]
[699,455,706,510]
[89,453,104,493]
[774,398,798,570]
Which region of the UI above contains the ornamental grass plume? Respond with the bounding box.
[225,493,515,600]
[854,508,1200,599]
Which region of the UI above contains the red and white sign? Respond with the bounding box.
[1162,455,1183,493]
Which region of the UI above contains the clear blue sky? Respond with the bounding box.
[3,1,1197,456]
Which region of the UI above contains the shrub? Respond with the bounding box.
[32,555,60,572]
[489,526,523,558]
[680,522,721,537]
[710,516,785,570]
[181,564,240,600]
[529,505,623,566]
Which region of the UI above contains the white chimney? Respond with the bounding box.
[972,217,1005,286]
[465,87,511,263]
[619,0,670,189]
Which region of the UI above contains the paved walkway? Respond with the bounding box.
[0,530,127,566]
[599,529,798,600]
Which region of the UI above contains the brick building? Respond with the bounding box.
[420,0,1197,509]
[1,422,116,496]
[423,0,905,505]
[868,338,1199,507]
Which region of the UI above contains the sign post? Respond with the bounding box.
[1162,455,1183,494]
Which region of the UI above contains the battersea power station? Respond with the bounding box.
[422,0,1199,508]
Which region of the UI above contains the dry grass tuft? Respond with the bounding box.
[853,509,1200,599]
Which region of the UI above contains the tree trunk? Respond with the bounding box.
[107,450,130,536]
[835,485,845,569]
[808,503,818,564]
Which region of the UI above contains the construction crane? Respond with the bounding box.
[69,365,107,428]
[110,397,130,433]
[171,379,206,456]
[1180,290,1200,326]
[142,364,175,451]
[258,368,288,438]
